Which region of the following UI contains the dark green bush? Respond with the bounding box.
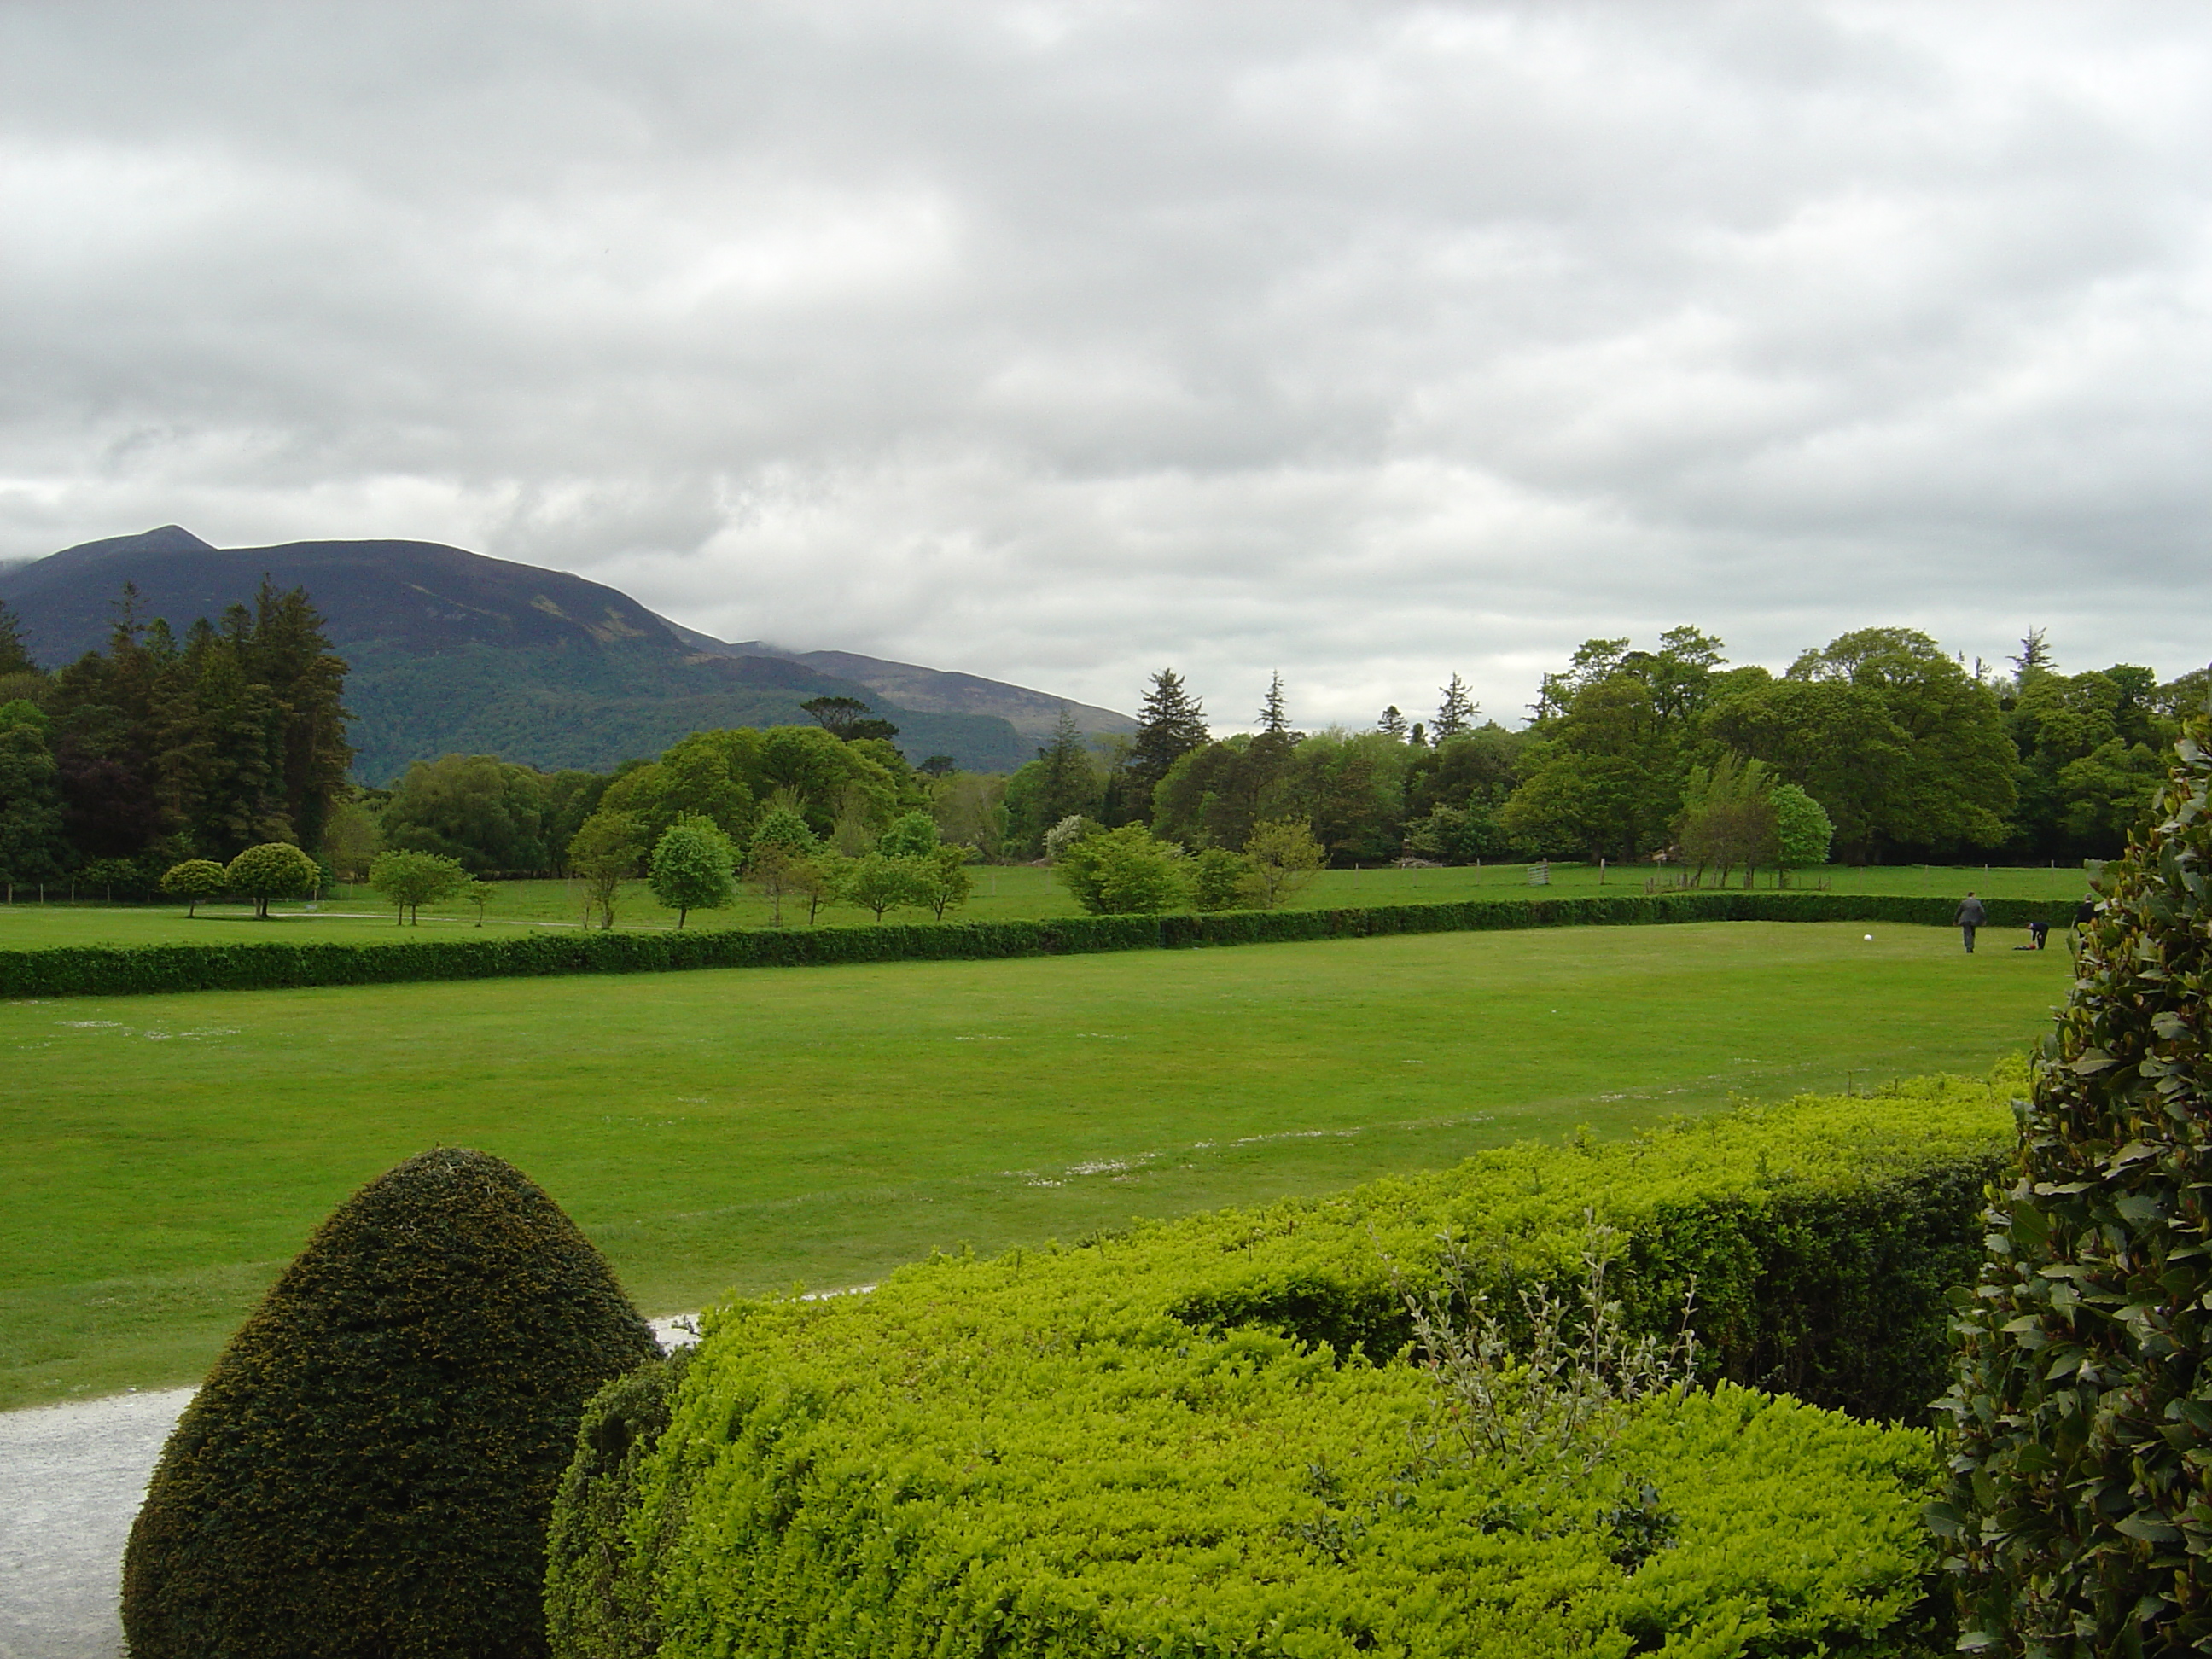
[1933,719,2212,1654]
[544,1348,691,1659]
[3,890,2059,1000]
[122,1147,658,1659]
[550,1073,2017,1657]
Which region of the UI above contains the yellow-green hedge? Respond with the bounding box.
[550,1068,2025,1658]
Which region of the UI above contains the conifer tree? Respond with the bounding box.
[1258,671,1291,737]
[0,599,34,676]
[1933,710,2212,1653]
[1378,705,1407,739]
[1130,669,1209,781]
[1435,673,1479,740]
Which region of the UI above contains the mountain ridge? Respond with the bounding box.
[0,528,1131,779]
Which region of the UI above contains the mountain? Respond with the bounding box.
[660,626,1135,745]
[0,528,1130,782]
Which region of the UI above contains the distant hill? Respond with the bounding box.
[0,527,1130,782]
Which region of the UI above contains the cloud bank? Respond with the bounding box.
[3,1,2209,726]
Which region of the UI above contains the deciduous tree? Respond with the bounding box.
[1055,824,1188,915]
[1243,818,1325,909]
[368,847,467,926]
[224,841,320,920]
[647,817,737,926]
[567,812,644,931]
[160,859,228,917]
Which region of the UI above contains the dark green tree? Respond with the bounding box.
[0,701,66,891]
[122,1147,656,1659]
[1933,712,2212,1653]
[1123,668,1211,825]
[1434,673,1478,740]
[800,695,899,743]
[383,754,555,872]
[0,598,34,676]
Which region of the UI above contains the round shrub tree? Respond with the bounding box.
[876,808,940,859]
[1933,713,2212,1653]
[159,858,228,917]
[122,1147,658,1659]
[224,841,319,919]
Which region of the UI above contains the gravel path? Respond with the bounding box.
[0,1388,186,1659]
[0,1317,701,1659]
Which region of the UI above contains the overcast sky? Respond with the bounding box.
[4,3,2209,729]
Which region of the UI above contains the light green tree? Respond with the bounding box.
[1242,818,1325,909]
[1056,824,1188,915]
[463,880,495,927]
[367,848,467,927]
[567,812,645,932]
[843,853,925,922]
[160,859,229,918]
[1769,784,1833,887]
[744,807,817,927]
[913,844,974,920]
[647,818,737,927]
[788,850,848,924]
[224,842,321,920]
[876,810,940,859]
[1189,847,1254,911]
[1675,753,1776,888]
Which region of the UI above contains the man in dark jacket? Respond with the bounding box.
[1956,891,1987,953]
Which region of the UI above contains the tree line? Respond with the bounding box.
[997,625,2204,876]
[0,585,351,897]
[4,585,2197,909]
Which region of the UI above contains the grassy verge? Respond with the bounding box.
[0,921,2069,1409]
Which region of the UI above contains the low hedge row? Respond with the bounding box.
[550,1068,2024,1658]
[0,890,2062,999]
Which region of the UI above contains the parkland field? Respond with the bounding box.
[0,858,2091,947]
[1,918,2074,1410]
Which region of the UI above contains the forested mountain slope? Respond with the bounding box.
[0,528,1113,778]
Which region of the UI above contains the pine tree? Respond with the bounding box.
[1131,669,1210,784]
[246,578,353,855]
[1933,709,2212,1652]
[0,599,34,676]
[1033,707,1097,830]
[1435,673,1478,740]
[1378,705,1407,739]
[1258,672,1291,737]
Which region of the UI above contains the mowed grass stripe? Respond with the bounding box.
[0,921,2069,1408]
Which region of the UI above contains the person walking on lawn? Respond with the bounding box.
[1956,890,1987,954]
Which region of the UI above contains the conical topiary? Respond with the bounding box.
[122,1147,659,1659]
[1934,712,2212,1654]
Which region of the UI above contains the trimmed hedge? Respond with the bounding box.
[124,1147,658,1659]
[0,889,2063,999]
[550,1069,2025,1659]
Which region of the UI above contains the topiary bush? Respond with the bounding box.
[544,1348,692,1659]
[122,1146,658,1659]
[1933,713,2212,1653]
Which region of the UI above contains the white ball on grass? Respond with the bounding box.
[1864,934,1874,941]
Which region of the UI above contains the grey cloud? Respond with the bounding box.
[3,1,2210,727]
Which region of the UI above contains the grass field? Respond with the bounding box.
[0,859,2094,951]
[0,919,2073,1409]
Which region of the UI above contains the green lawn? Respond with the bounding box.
[0,859,2092,951]
[0,920,2072,1409]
